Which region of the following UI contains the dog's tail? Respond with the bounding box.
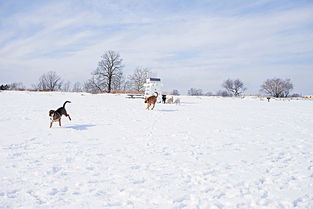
[154,92,159,97]
[63,101,71,108]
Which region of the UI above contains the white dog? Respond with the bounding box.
[174,98,180,105]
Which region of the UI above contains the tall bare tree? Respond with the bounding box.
[260,78,293,97]
[129,67,150,92]
[35,71,63,91]
[93,50,124,93]
[222,79,246,96]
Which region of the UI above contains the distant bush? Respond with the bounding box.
[0,84,9,90]
[188,88,203,96]
[290,93,301,97]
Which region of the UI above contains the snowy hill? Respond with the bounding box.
[0,91,312,209]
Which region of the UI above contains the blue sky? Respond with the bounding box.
[1,0,313,94]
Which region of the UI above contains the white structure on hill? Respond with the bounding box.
[144,78,162,102]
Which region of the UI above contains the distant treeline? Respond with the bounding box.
[0,50,302,98]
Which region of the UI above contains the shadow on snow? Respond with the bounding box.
[157,109,178,112]
[64,124,96,130]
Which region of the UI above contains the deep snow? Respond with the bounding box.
[0,91,312,209]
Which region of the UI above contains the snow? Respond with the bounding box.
[0,91,312,209]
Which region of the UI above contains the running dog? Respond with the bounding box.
[144,92,158,110]
[49,101,71,128]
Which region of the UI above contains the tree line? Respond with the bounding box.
[187,78,295,98]
[28,50,151,93]
[1,50,299,98]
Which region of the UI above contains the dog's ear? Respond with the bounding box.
[49,110,54,116]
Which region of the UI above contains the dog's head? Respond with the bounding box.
[49,110,56,120]
[144,98,148,103]
[49,110,55,117]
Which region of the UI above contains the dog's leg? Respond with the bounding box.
[67,114,71,121]
[59,119,61,127]
[50,121,53,128]
[151,103,155,110]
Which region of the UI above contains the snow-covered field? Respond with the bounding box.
[0,91,312,209]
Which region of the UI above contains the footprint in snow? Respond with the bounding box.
[133,179,145,184]
[48,187,68,196]
[131,165,140,169]
[173,196,188,203]
[48,188,58,196]
[47,166,62,175]
[6,189,19,198]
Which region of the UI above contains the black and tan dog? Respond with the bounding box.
[49,101,71,128]
[144,92,158,110]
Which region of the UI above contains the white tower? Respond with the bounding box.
[144,78,162,102]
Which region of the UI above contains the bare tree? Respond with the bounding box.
[9,82,25,90]
[282,79,293,97]
[84,76,104,93]
[122,79,132,92]
[222,79,246,96]
[128,67,150,92]
[72,82,82,92]
[172,89,180,95]
[188,88,203,96]
[35,71,63,91]
[62,81,71,92]
[260,78,293,97]
[93,50,124,93]
[112,73,124,91]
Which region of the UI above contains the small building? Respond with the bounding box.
[144,78,162,102]
[304,95,313,99]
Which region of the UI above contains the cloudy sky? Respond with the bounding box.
[1,0,313,94]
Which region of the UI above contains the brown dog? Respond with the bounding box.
[144,92,158,110]
[166,96,174,104]
[49,101,71,128]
